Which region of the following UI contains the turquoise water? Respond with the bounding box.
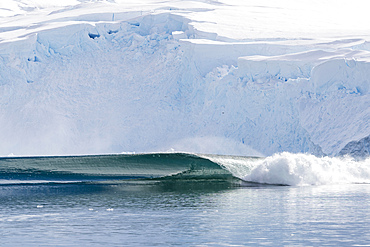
[1,153,370,246]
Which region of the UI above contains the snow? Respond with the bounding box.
[0,0,369,156]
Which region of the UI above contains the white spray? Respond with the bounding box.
[205,152,370,186]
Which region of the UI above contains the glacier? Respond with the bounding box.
[0,0,369,157]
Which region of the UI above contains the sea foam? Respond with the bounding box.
[240,152,370,186]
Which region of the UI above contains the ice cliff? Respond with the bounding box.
[339,135,370,159]
[0,0,369,157]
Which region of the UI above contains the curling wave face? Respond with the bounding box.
[0,152,369,186]
[0,153,237,185]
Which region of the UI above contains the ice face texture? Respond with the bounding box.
[0,0,369,157]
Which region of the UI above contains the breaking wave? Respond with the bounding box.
[0,152,369,186]
[239,152,370,186]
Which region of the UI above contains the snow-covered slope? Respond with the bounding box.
[0,0,369,156]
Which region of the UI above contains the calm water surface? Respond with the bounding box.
[1,182,369,246]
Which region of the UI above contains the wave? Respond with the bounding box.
[197,152,370,186]
[0,153,237,186]
[0,152,369,186]
[239,152,370,186]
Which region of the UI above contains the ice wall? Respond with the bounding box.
[0,1,369,157]
[339,135,370,159]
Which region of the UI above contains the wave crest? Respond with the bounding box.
[1,152,369,186]
[241,152,370,186]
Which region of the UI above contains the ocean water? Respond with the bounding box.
[1,153,370,246]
